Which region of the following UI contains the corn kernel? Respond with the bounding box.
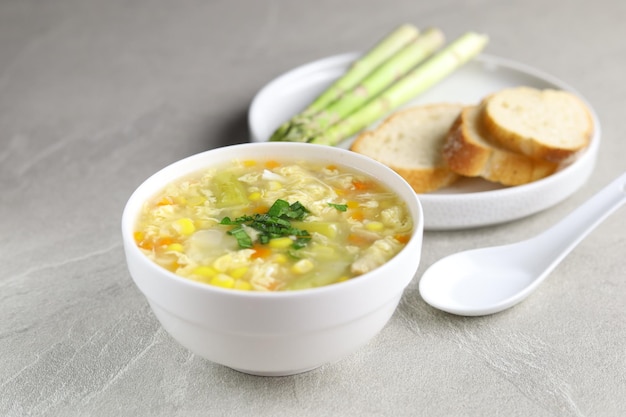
[133,231,144,243]
[243,160,257,167]
[212,254,231,272]
[365,221,384,232]
[292,259,314,274]
[173,218,195,235]
[166,243,184,252]
[210,274,235,288]
[269,237,293,249]
[191,266,217,278]
[269,181,282,190]
[347,200,360,209]
[230,266,248,279]
[272,254,288,264]
[234,280,252,291]
[248,191,262,201]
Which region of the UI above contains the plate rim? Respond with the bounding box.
[248,52,601,230]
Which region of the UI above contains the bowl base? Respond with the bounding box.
[228,364,322,377]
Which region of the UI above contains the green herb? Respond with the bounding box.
[220,199,311,249]
[227,226,253,248]
[267,199,309,219]
[328,203,348,212]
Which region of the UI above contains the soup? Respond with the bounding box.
[134,158,413,291]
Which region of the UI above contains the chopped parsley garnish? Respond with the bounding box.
[226,227,253,249]
[268,199,309,219]
[220,199,311,249]
[328,203,348,212]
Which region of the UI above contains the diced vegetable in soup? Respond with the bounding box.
[134,159,413,291]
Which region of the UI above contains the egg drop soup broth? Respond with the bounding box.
[134,159,413,291]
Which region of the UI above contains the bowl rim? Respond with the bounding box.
[122,141,424,300]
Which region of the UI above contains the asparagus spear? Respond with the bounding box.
[310,32,489,146]
[270,24,419,142]
[280,27,446,143]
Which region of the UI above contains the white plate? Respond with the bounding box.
[248,53,601,230]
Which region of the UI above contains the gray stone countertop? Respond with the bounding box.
[1,0,624,416]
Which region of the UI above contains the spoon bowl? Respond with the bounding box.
[419,172,626,316]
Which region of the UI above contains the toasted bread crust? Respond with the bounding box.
[350,103,462,193]
[391,166,459,194]
[443,105,559,186]
[482,87,594,163]
[441,110,489,177]
[350,87,591,193]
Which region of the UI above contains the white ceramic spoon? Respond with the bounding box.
[419,172,626,316]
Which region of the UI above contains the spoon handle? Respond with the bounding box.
[526,171,626,275]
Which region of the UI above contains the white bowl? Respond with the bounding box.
[122,142,424,376]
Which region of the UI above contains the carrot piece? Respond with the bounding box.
[251,205,269,214]
[348,233,372,246]
[157,196,174,206]
[352,180,373,191]
[251,244,272,259]
[394,234,411,244]
[266,280,280,291]
[350,210,365,221]
[137,239,154,250]
[157,236,174,247]
[265,160,280,169]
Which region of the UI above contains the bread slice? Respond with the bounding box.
[443,104,559,186]
[350,103,462,193]
[482,87,594,163]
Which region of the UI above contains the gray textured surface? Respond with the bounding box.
[1,0,625,416]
